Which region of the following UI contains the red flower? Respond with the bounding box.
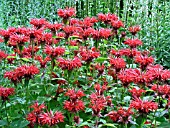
[8,34,29,46]
[107,107,133,123]
[58,57,82,70]
[46,22,63,32]
[30,18,47,29]
[4,65,39,83]
[129,88,146,97]
[109,58,126,71]
[44,46,65,58]
[35,56,51,68]
[80,47,100,62]
[99,28,112,39]
[0,37,4,43]
[65,89,85,100]
[128,26,141,35]
[39,110,64,126]
[134,55,154,70]
[97,13,118,24]
[111,20,124,29]
[57,7,76,19]
[64,100,85,113]
[30,102,46,114]
[124,39,143,48]
[26,112,37,127]
[95,63,105,77]
[151,84,170,97]
[0,50,7,61]
[130,98,158,113]
[0,86,15,101]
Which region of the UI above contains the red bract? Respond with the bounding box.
[35,56,51,68]
[65,89,85,100]
[0,27,16,41]
[27,112,37,127]
[111,20,124,29]
[89,92,107,116]
[64,100,85,113]
[30,102,46,114]
[46,22,63,32]
[30,18,47,29]
[8,34,29,46]
[79,47,100,62]
[129,88,146,97]
[0,86,15,101]
[107,107,133,123]
[97,13,118,24]
[94,83,107,95]
[130,98,158,113]
[118,68,138,87]
[39,110,64,126]
[44,46,65,58]
[57,7,76,19]
[58,57,82,70]
[128,26,141,35]
[79,17,98,29]
[99,28,112,39]
[109,57,126,71]
[4,65,39,83]
[151,84,170,97]
[135,55,154,70]
[124,39,143,48]
[0,50,7,61]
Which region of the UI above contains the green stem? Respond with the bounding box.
[5,101,9,125]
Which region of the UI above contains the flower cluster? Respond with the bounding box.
[151,84,170,97]
[4,65,39,84]
[0,86,15,101]
[128,88,146,98]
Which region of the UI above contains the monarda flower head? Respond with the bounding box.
[44,45,65,58]
[128,88,146,98]
[151,84,170,97]
[107,107,133,124]
[58,57,82,70]
[30,18,47,29]
[57,7,76,19]
[130,98,158,113]
[124,39,143,48]
[111,20,124,30]
[109,57,126,72]
[4,65,39,84]
[39,110,64,126]
[0,86,15,101]
[128,25,141,35]
[35,56,51,68]
[0,50,7,61]
[97,13,118,24]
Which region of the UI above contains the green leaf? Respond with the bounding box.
[20,58,31,62]
[95,57,108,63]
[102,123,117,127]
[0,120,8,127]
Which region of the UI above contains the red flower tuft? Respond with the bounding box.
[129,88,146,97]
[124,39,143,48]
[35,56,51,68]
[128,26,141,35]
[30,18,47,29]
[57,7,76,19]
[109,57,126,71]
[130,98,158,113]
[0,50,7,61]
[0,86,15,101]
[111,20,124,29]
[39,110,64,126]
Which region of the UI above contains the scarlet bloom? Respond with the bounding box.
[124,39,143,48]
[128,26,141,35]
[58,57,82,70]
[111,20,124,29]
[35,56,51,68]
[0,50,7,61]
[46,22,63,32]
[0,37,4,43]
[134,55,154,70]
[30,18,47,29]
[97,13,118,24]
[8,34,29,47]
[130,98,158,113]
[99,28,112,39]
[0,86,15,101]
[109,57,126,71]
[4,65,39,83]
[151,84,170,97]
[44,45,65,58]
[57,7,76,19]
[39,110,64,126]
[107,107,133,123]
[30,102,46,114]
[79,47,100,63]
[64,89,85,113]
[129,88,146,97]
